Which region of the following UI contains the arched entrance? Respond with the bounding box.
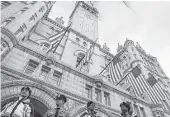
[70,105,121,117]
[1,80,57,117]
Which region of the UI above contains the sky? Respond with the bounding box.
[49,1,170,78]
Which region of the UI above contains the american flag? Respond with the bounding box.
[47,23,72,53]
[124,66,166,104]
[107,56,123,83]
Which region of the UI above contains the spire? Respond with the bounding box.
[103,43,110,52]
[136,42,145,52]
[117,43,123,52]
[124,38,134,48]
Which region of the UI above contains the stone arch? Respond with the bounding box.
[1,27,18,47]
[1,28,18,60]
[70,105,121,117]
[1,80,57,117]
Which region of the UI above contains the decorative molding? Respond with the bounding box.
[15,44,44,60]
[44,18,65,30]
[69,28,100,47]
[71,104,121,117]
[1,27,18,46]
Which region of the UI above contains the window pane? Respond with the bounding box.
[104,92,110,106]
[24,60,39,75]
[85,85,92,99]
[51,70,62,86]
[95,89,101,102]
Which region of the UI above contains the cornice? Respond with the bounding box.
[79,1,99,16]
[44,18,65,30]
[69,28,101,47]
[15,44,44,60]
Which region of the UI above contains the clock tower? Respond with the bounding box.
[69,1,99,42]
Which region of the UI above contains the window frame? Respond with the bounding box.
[85,84,92,99]
[51,70,62,86]
[40,65,51,78]
[104,92,111,106]
[24,60,39,75]
[95,88,102,103]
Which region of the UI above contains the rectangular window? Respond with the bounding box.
[95,89,102,102]
[85,85,92,99]
[140,107,146,117]
[104,92,111,106]
[40,65,51,77]
[134,104,140,117]
[51,70,62,86]
[24,60,39,74]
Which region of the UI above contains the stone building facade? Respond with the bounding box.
[1,1,170,117]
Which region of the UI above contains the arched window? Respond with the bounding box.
[76,53,85,66]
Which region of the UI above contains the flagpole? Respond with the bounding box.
[76,38,98,68]
[76,52,86,68]
[53,23,72,53]
[99,58,114,75]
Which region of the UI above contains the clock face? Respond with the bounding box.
[74,7,98,40]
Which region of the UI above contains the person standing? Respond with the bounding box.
[1,86,34,117]
[80,101,100,117]
[43,94,71,117]
[120,102,137,117]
